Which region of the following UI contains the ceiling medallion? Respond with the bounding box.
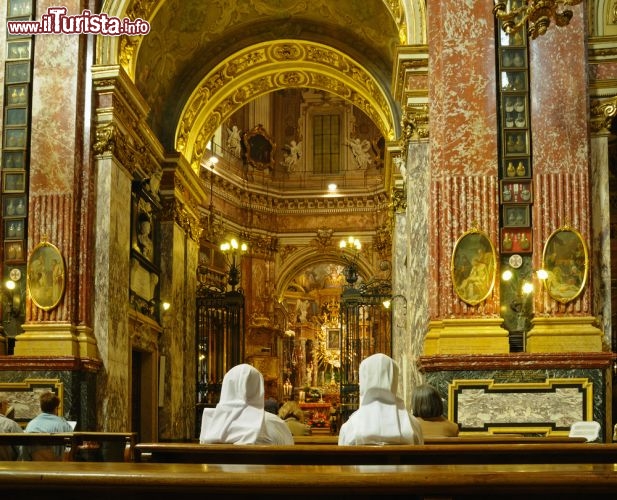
[493,0,582,40]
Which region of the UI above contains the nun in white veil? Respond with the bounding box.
[200,364,293,445]
[338,353,423,445]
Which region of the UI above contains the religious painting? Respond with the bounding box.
[27,241,65,311]
[243,124,275,171]
[327,328,341,350]
[502,204,530,228]
[452,229,496,306]
[2,150,26,169]
[542,227,588,304]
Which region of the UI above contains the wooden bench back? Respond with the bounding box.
[0,432,136,462]
[2,461,616,499]
[134,441,617,465]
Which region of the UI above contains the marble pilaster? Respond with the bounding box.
[393,140,430,408]
[158,209,199,441]
[93,155,132,431]
[590,133,611,350]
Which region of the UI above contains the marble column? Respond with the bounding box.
[14,0,96,356]
[424,1,507,354]
[526,7,602,352]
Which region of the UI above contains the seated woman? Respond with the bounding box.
[200,364,293,445]
[338,353,423,445]
[411,383,459,438]
[278,401,311,436]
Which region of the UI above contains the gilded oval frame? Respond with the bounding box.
[26,241,65,311]
[542,226,588,304]
[451,229,497,306]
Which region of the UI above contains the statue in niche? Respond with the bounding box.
[282,140,302,172]
[136,211,154,261]
[348,137,372,169]
[226,124,242,157]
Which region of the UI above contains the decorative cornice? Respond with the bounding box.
[419,352,616,372]
[0,355,102,372]
[160,198,202,242]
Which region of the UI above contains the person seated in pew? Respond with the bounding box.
[411,383,459,438]
[278,400,312,437]
[23,391,73,461]
[338,353,423,445]
[0,399,23,460]
[200,364,294,445]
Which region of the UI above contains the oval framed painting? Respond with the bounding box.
[27,241,65,311]
[542,227,588,304]
[451,229,497,306]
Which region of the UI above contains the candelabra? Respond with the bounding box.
[339,236,361,286]
[220,238,248,291]
[493,0,582,40]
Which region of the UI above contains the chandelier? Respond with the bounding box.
[493,1,582,40]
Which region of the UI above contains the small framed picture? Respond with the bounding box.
[5,218,25,240]
[501,180,532,204]
[6,40,31,60]
[3,128,27,148]
[2,171,26,193]
[502,95,526,129]
[500,48,526,69]
[3,195,27,217]
[500,71,527,92]
[503,204,530,228]
[504,130,529,156]
[5,61,30,83]
[4,107,27,126]
[327,329,341,350]
[501,228,532,254]
[503,158,529,178]
[8,0,32,18]
[6,84,28,106]
[2,150,26,169]
[4,240,24,263]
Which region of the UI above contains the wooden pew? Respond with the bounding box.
[292,434,588,445]
[1,461,616,499]
[0,432,136,462]
[134,441,617,465]
[68,432,137,462]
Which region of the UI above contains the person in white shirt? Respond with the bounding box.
[200,364,293,445]
[338,353,423,445]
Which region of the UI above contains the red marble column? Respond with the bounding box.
[427,1,501,321]
[14,0,95,357]
[529,8,591,317]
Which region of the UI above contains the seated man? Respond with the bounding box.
[0,400,23,460]
[23,391,73,460]
[200,364,293,445]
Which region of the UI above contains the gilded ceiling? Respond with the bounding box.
[126,0,402,149]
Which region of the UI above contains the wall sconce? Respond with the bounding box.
[493,0,582,40]
[220,237,248,291]
[2,275,22,319]
[201,156,219,171]
[339,236,361,286]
